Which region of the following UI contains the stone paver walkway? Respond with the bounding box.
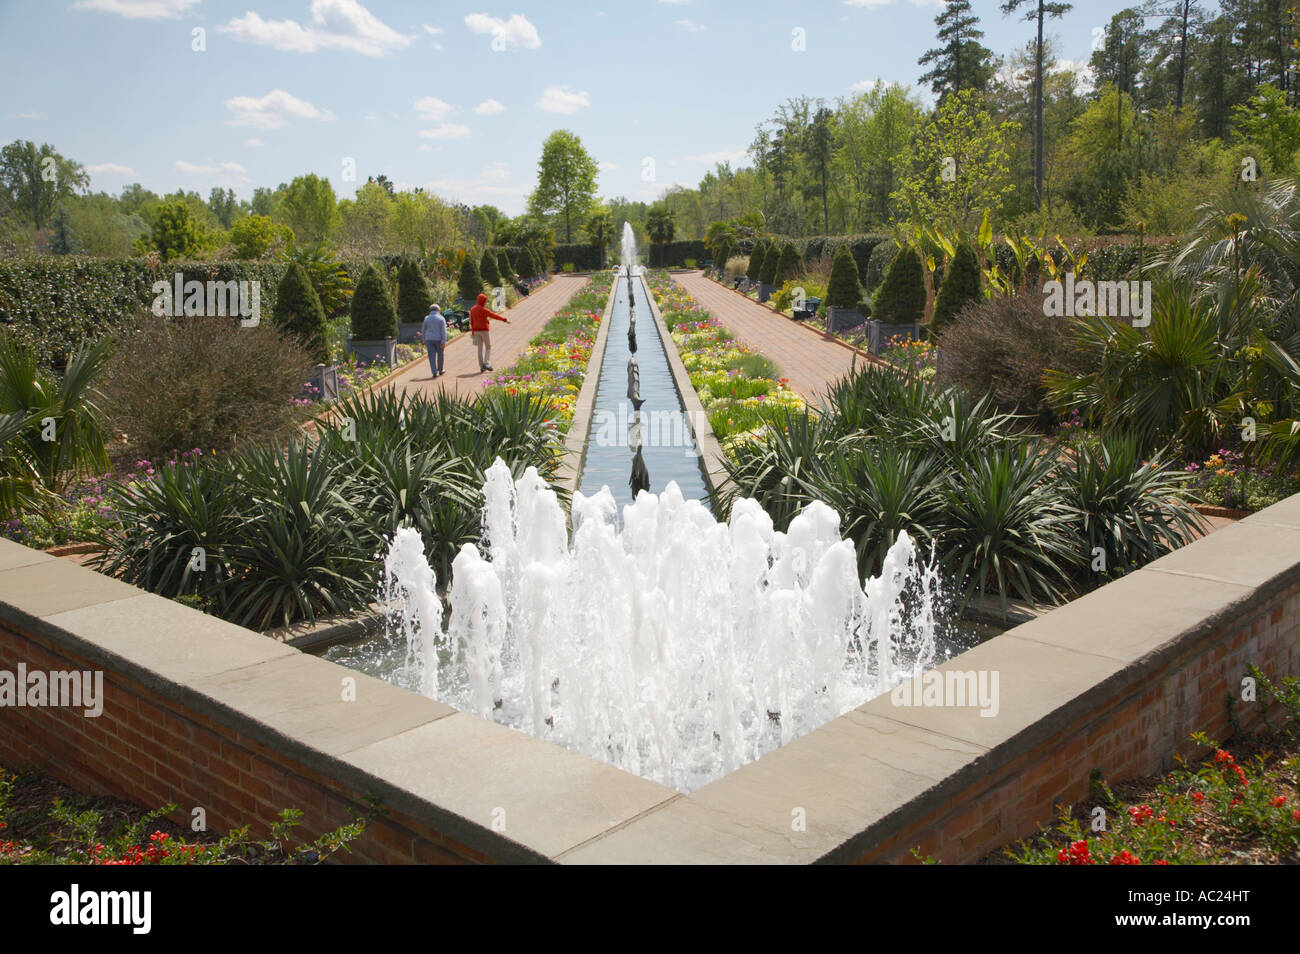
[386,274,588,401]
[671,270,875,405]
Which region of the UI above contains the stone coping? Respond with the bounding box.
[1,491,1298,863]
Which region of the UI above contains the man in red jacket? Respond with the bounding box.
[469,292,509,371]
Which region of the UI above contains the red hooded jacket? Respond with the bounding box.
[469,293,508,331]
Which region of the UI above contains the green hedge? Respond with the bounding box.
[550,243,604,272]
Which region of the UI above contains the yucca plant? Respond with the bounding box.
[1056,434,1207,580]
[715,410,832,528]
[0,409,44,520]
[936,440,1077,616]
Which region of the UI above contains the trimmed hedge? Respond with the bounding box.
[395,259,432,324]
[825,245,863,309]
[931,243,982,333]
[272,261,328,362]
[657,240,710,267]
[350,264,399,341]
[873,246,926,325]
[551,243,604,272]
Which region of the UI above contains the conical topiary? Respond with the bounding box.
[395,259,433,324]
[350,264,399,341]
[458,254,483,301]
[865,239,898,292]
[272,261,328,362]
[825,245,862,309]
[480,248,501,288]
[497,250,516,284]
[931,243,982,333]
[759,239,780,287]
[873,246,926,325]
[773,242,800,288]
[746,240,767,283]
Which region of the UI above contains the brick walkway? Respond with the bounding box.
[671,271,875,404]
[385,274,588,401]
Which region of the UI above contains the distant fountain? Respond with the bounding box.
[380,460,939,793]
[621,221,638,276]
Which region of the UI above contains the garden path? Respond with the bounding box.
[671,270,878,405]
[385,274,589,402]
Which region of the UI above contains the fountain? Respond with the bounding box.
[376,460,939,793]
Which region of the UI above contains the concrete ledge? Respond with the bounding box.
[0,489,1298,864]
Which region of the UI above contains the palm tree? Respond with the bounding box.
[646,206,675,268]
[585,209,615,268]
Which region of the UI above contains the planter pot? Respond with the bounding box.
[397,321,425,344]
[758,283,774,303]
[347,337,397,367]
[828,305,867,334]
[866,320,920,356]
[307,363,341,403]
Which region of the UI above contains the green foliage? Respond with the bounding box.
[272,261,329,362]
[773,242,801,288]
[1232,84,1300,176]
[395,258,432,324]
[872,246,926,324]
[497,249,516,283]
[746,240,768,282]
[457,254,483,301]
[230,214,286,260]
[349,264,398,341]
[759,238,780,286]
[930,242,981,331]
[479,247,501,287]
[277,242,354,317]
[528,130,600,243]
[864,239,898,291]
[147,199,201,261]
[277,173,341,245]
[826,245,863,308]
[0,140,89,229]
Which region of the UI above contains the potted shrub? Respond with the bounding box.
[480,248,501,289]
[457,255,483,310]
[825,246,865,333]
[773,243,800,299]
[758,241,780,302]
[931,242,982,336]
[868,246,925,355]
[347,264,399,366]
[746,241,767,293]
[395,259,433,343]
[272,261,340,399]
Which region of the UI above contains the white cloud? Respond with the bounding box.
[174,159,251,185]
[418,123,470,139]
[245,138,264,147]
[843,0,895,7]
[599,161,618,171]
[422,24,442,35]
[675,19,706,32]
[537,85,590,114]
[73,0,198,18]
[413,96,454,121]
[475,98,506,116]
[224,89,334,129]
[463,13,541,50]
[686,148,747,164]
[220,0,411,57]
[14,111,45,120]
[86,162,136,176]
[481,162,508,181]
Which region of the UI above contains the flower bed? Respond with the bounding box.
[479,271,611,432]
[1183,447,1300,513]
[646,272,803,444]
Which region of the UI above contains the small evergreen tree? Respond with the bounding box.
[931,243,982,332]
[479,248,501,287]
[395,259,433,324]
[497,250,516,284]
[458,255,483,301]
[759,239,781,287]
[715,237,733,273]
[746,241,767,282]
[773,242,801,288]
[873,246,926,325]
[272,261,329,361]
[825,245,863,309]
[350,264,399,340]
[865,240,899,291]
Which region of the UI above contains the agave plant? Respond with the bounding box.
[1056,434,1206,579]
[715,410,833,529]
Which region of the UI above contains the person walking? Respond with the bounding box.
[421,303,447,378]
[469,292,508,371]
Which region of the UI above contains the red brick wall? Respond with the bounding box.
[0,622,487,864]
[858,581,1300,864]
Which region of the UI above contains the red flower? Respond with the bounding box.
[1153,859,1170,865]
[1057,840,1095,865]
[1129,804,1156,825]
[1270,795,1288,807]
[1191,791,1205,804]
[1110,849,1141,865]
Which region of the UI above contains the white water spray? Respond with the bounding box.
[380,459,939,793]
[621,221,638,275]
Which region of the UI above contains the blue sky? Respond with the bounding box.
[0,0,1141,215]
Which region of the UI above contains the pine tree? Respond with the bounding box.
[773,242,801,288]
[350,264,399,341]
[480,248,501,287]
[395,259,432,323]
[497,250,516,284]
[759,241,781,286]
[272,261,329,361]
[826,245,863,308]
[458,255,483,301]
[873,246,926,325]
[747,241,768,282]
[918,1,997,102]
[931,243,982,332]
